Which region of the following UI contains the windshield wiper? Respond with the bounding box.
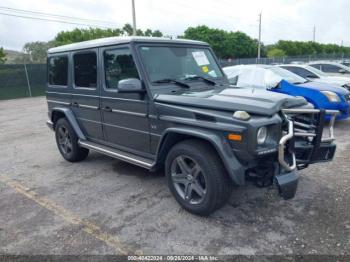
[184,75,216,86]
[153,78,190,88]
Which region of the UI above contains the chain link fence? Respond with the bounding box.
[1,54,350,100]
[219,54,350,67]
[0,64,46,100]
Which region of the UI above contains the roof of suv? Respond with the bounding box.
[48,36,208,54]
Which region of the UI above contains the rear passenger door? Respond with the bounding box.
[71,49,103,142]
[100,45,151,155]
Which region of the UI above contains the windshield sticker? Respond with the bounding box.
[202,66,209,73]
[192,51,210,66]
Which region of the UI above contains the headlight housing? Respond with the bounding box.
[257,126,268,145]
[321,91,340,102]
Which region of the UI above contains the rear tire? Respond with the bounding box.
[165,139,232,216]
[55,118,89,162]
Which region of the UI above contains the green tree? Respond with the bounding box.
[0,47,6,64]
[23,41,55,63]
[54,28,123,46]
[122,23,134,36]
[183,25,259,58]
[53,24,163,47]
[267,48,286,58]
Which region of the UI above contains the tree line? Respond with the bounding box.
[1,24,350,64]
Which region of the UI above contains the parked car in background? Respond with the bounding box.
[341,60,350,67]
[223,65,350,120]
[308,61,350,76]
[279,64,350,90]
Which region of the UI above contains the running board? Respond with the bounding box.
[78,140,154,169]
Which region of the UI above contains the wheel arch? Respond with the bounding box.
[155,127,246,186]
[50,107,86,140]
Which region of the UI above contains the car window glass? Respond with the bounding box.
[139,46,223,83]
[48,56,68,86]
[320,64,342,73]
[73,52,97,88]
[282,67,317,78]
[104,48,139,89]
[310,64,322,70]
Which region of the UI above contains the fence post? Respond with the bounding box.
[23,64,32,97]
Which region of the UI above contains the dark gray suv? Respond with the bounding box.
[46,37,338,216]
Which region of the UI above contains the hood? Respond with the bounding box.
[154,86,307,116]
[297,81,350,95]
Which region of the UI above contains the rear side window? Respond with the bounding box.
[104,48,139,89]
[48,56,68,86]
[73,52,97,88]
[282,66,317,78]
[320,64,341,73]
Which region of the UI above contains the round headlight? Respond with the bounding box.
[257,126,268,145]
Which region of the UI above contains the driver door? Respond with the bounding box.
[99,45,151,155]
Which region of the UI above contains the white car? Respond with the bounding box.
[308,61,350,76]
[279,64,350,90]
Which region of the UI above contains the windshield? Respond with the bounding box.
[304,65,328,76]
[268,67,307,84]
[138,46,223,83]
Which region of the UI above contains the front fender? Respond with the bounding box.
[156,127,246,186]
[51,107,86,140]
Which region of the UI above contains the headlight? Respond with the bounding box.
[321,91,340,102]
[257,126,268,145]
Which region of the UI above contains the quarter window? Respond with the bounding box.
[104,48,139,89]
[48,56,68,86]
[73,52,97,88]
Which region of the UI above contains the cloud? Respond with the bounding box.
[0,0,349,50]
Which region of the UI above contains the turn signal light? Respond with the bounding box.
[228,133,242,141]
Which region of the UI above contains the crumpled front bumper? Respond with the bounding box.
[278,108,338,171]
[273,108,338,200]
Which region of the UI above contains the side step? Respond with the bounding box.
[78,140,154,169]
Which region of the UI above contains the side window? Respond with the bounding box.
[73,52,97,88]
[48,56,68,86]
[284,67,317,78]
[320,64,341,73]
[310,64,321,70]
[104,48,139,89]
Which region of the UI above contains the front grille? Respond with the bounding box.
[287,112,319,144]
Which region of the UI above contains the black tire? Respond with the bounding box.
[165,139,232,216]
[55,118,89,162]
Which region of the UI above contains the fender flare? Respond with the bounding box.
[155,127,246,186]
[51,107,86,140]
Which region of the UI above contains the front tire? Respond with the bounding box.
[55,118,89,162]
[165,139,232,216]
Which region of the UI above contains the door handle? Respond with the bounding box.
[103,106,112,112]
[72,102,79,107]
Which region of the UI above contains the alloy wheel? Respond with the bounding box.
[170,155,207,204]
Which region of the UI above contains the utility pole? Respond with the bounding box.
[257,12,262,59]
[313,25,316,42]
[131,0,137,36]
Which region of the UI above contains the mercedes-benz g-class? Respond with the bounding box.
[46,37,338,216]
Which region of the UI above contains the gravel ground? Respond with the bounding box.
[0,97,349,256]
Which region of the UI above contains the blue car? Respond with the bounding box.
[223,65,350,120]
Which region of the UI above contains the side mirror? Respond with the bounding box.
[338,69,346,74]
[117,78,145,93]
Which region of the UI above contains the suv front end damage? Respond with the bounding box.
[275,108,338,199]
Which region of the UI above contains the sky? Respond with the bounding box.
[0,0,349,51]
